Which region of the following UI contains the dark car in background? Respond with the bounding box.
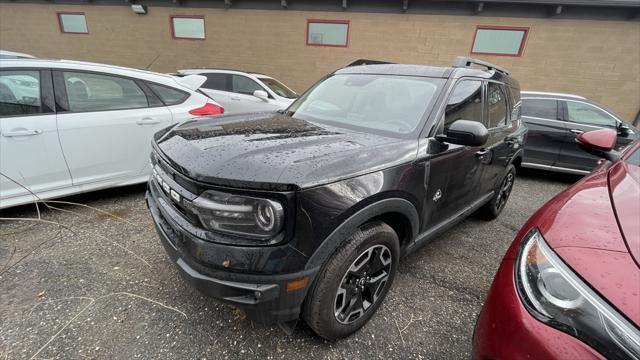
[474,128,640,359]
[146,57,527,340]
[519,91,638,174]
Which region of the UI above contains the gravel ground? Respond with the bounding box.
[0,169,580,359]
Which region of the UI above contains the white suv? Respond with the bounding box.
[178,69,298,114]
[0,58,223,209]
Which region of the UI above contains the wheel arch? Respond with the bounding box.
[510,149,523,168]
[305,198,419,270]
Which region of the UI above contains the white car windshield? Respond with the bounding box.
[287,74,443,136]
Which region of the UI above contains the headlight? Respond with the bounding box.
[516,229,640,360]
[185,190,284,239]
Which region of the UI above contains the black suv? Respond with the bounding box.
[146,57,527,340]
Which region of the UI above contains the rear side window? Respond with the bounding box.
[0,70,51,117]
[202,73,229,91]
[232,75,263,96]
[147,83,189,105]
[522,99,558,120]
[509,86,521,121]
[63,72,148,112]
[445,79,483,129]
[487,82,508,128]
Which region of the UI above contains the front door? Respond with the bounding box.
[0,69,71,205]
[230,74,279,113]
[425,79,487,227]
[54,70,173,186]
[556,100,635,172]
[521,98,564,166]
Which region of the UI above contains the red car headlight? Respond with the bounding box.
[515,228,640,360]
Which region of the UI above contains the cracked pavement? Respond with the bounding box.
[0,169,579,359]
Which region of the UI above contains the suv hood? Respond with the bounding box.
[154,113,417,190]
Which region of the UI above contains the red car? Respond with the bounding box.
[473,128,640,360]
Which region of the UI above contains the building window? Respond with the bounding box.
[170,16,205,40]
[57,12,88,34]
[471,26,529,57]
[307,20,349,47]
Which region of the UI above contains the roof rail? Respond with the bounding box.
[346,59,395,67]
[452,56,510,75]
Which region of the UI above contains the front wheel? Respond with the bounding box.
[476,164,516,220]
[302,221,399,341]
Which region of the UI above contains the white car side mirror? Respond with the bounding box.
[253,90,269,102]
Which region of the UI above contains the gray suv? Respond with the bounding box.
[520,91,638,174]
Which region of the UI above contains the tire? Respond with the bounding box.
[476,164,516,220]
[302,221,400,341]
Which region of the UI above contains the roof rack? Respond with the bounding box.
[452,56,510,75]
[346,59,395,67]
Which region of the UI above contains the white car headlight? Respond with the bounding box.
[516,229,640,360]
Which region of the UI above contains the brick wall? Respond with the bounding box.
[1,3,638,119]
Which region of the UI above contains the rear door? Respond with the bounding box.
[477,81,512,197]
[54,70,173,186]
[0,68,71,204]
[199,72,234,111]
[521,97,564,166]
[556,99,633,171]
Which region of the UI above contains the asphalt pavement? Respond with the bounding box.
[0,168,579,359]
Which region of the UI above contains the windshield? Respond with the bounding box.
[258,77,297,99]
[286,74,444,136]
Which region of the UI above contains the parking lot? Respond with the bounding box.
[0,168,579,359]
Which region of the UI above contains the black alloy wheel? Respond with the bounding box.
[495,171,514,212]
[302,221,399,340]
[334,244,392,324]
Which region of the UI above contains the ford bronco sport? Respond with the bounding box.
[146,57,527,340]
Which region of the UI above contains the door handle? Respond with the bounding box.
[230,96,241,101]
[570,129,584,135]
[2,129,43,137]
[475,149,489,158]
[136,118,161,125]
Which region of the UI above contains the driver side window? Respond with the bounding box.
[232,75,263,96]
[444,79,483,130]
[565,101,617,128]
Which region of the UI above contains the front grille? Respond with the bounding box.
[151,158,202,227]
[156,160,200,195]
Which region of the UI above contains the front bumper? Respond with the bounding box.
[146,182,318,324]
[472,257,605,360]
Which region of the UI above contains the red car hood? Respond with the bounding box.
[609,157,640,267]
[534,156,640,326]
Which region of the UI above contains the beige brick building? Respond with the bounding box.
[1,0,639,120]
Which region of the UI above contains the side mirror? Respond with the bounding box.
[436,119,488,147]
[253,90,269,102]
[576,128,620,162]
[618,122,632,135]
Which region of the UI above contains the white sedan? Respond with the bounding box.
[177,69,298,114]
[0,58,224,209]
